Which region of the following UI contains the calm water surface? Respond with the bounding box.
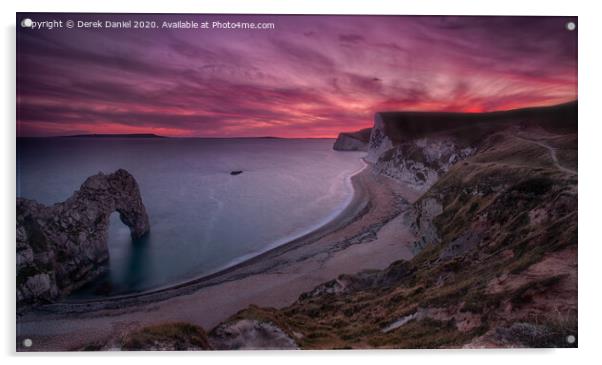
[17,138,364,296]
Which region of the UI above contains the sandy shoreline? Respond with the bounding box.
[17,165,420,351]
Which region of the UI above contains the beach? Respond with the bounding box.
[17,165,420,351]
[17,138,368,295]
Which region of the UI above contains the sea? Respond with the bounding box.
[16,137,365,297]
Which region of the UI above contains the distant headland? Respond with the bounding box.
[60,133,167,138]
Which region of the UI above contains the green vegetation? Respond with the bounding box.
[368,318,485,348]
[121,323,211,351]
[495,315,577,348]
[225,129,578,349]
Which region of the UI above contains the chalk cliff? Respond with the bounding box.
[215,102,577,349]
[333,128,371,151]
[17,169,150,308]
[364,101,577,192]
[364,114,479,192]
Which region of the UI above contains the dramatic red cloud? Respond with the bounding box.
[17,14,577,137]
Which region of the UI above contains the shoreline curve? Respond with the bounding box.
[41,159,373,312]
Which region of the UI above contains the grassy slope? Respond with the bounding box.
[378,101,577,144]
[227,129,578,349]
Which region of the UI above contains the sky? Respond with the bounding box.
[17,14,577,138]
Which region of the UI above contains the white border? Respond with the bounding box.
[2,0,601,364]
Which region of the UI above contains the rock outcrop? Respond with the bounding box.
[119,323,212,351]
[365,112,480,192]
[333,128,372,151]
[403,197,443,254]
[362,101,578,193]
[80,322,212,351]
[366,113,393,162]
[17,169,150,309]
[372,137,475,192]
[209,319,298,350]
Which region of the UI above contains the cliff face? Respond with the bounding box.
[372,136,475,192]
[366,112,477,192]
[366,102,577,192]
[213,102,577,349]
[333,128,372,151]
[17,169,150,309]
[343,113,477,193]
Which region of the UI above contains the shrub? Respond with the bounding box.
[121,322,211,351]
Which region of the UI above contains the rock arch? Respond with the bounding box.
[17,169,150,309]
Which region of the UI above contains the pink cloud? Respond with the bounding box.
[17,14,577,137]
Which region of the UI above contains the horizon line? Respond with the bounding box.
[16,99,577,139]
[16,135,338,139]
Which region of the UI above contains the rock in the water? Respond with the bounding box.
[230,170,243,175]
[16,169,150,309]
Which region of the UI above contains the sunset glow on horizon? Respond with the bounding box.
[17,14,577,138]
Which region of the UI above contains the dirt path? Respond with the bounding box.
[512,134,577,175]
